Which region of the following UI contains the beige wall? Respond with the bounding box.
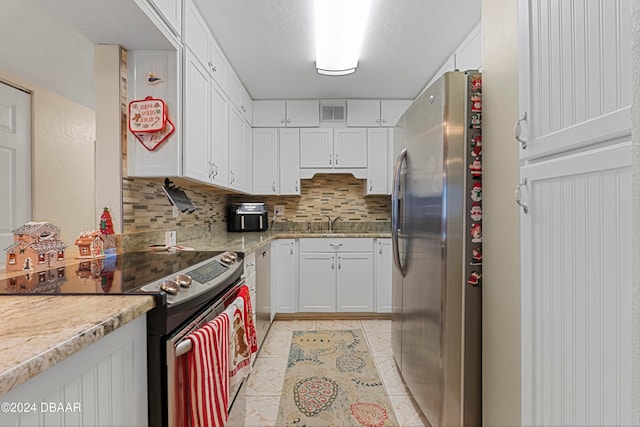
[0,69,96,249]
[481,0,521,425]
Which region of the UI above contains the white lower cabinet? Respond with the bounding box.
[375,238,392,313]
[299,253,337,312]
[298,238,374,313]
[0,317,148,427]
[274,239,298,313]
[336,252,373,312]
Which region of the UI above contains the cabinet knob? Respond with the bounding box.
[382,118,387,124]
[287,118,291,124]
[369,181,373,191]
[212,66,217,72]
[376,118,380,123]
[281,118,285,123]
[335,154,338,165]
[329,154,332,165]
[295,181,299,192]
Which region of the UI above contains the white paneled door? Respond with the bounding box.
[0,82,30,253]
[518,0,632,425]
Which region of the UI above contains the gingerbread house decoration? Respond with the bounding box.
[5,268,67,294]
[74,230,105,259]
[5,222,67,272]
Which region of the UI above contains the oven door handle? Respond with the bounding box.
[175,339,192,358]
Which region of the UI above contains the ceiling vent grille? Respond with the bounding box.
[320,102,346,122]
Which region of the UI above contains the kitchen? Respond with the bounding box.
[0,1,636,427]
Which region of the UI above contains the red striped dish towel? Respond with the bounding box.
[186,312,230,427]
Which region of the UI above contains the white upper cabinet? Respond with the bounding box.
[279,128,300,195]
[333,128,367,168]
[208,38,228,88]
[183,50,211,183]
[148,0,182,35]
[347,100,411,127]
[299,128,333,168]
[517,0,631,160]
[454,26,482,71]
[347,100,381,127]
[252,101,285,127]
[286,100,319,127]
[380,100,412,127]
[252,128,279,195]
[365,128,389,195]
[184,0,227,87]
[253,100,319,127]
[299,128,367,178]
[210,79,229,188]
[229,105,250,192]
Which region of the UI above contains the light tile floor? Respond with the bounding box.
[243,319,430,427]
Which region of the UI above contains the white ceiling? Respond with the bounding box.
[195,0,481,100]
[0,0,480,108]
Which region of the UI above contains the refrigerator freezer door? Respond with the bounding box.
[393,72,468,427]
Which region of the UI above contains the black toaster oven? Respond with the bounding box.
[227,203,269,232]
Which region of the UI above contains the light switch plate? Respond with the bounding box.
[164,230,177,246]
[274,205,285,216]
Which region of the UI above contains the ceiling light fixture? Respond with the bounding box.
[314,0,372,76]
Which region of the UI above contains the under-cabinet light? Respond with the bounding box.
[314,0,372,76]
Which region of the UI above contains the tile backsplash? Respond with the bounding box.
[122,174,390,249]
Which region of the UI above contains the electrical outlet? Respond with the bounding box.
[172,205,179,218]
[274,205,285,216]
[164,230,177,246]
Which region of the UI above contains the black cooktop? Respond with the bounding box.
[0,251,226,296]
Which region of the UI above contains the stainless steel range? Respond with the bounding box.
[1,250,246,427]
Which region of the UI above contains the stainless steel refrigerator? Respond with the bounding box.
[391,70,482,427]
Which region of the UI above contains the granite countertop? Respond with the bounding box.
[0,229,390,396]
[0,295,156,395]
[181,230,392,254]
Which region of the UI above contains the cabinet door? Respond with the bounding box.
[252,100,286,127]
[380,100,412,127]
[375,239,392,313]
[252,128,279,194]
[334,128,367,168]
[299,128,333,168]
[243,122,253,191]
[228,105,246,190]
[210,80,229,188]
[286,100,319,127]
[209,38,227,88]
[241,86,252,124]
[183,52,211,183]
[299,253,336,312]
[279,128,300,195]
[520,142,632,426]
[274,239,298,313]
[336,252,373,312]
[183,0,209,67]
[366,128,388,194]
[226,70,243,110]
[517,0,631,160]
[347,99,381,127]
[149,0,182,35]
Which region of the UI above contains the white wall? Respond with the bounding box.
[631,2,640,423]
[0,70,96,249]
[481,0,521,425]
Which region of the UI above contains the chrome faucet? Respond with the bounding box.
[331,216,343,231]
[324,215,332,231]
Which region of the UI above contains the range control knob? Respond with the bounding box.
[160,279,180,295]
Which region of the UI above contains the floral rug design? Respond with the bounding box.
[276,329,398,427]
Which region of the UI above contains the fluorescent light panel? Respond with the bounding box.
[315,0,372,76]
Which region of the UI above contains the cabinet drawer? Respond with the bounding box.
[299,238,373,253]
[244,251,256,277]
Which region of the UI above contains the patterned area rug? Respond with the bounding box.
[276,329,399,427]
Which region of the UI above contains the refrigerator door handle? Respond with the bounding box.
[392,148,407,277]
